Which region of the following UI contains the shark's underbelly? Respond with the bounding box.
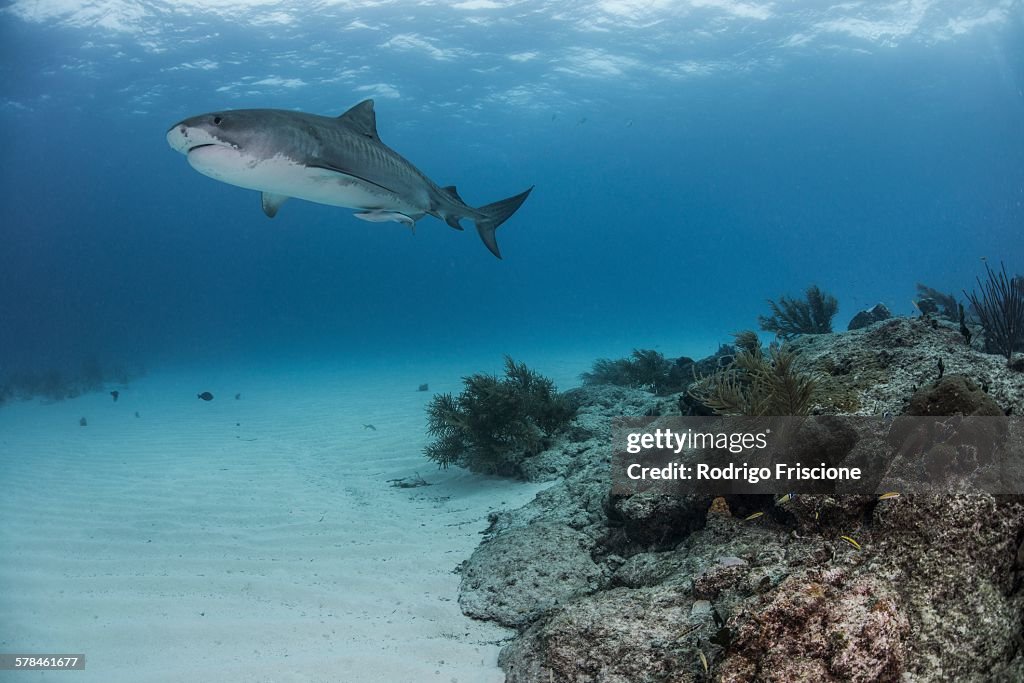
[188,146,427,215]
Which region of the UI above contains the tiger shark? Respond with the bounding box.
[166,99,532,258]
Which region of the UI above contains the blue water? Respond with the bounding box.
[1,1,1022,378]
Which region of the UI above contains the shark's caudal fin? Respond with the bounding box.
[474,187,534,259]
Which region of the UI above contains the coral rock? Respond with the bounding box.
[906,374,1003,416]
[719,571,910,683]
[459,522,604,628]
[847,303,893,330]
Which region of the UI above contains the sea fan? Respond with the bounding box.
[964,262,1024,366]
[759,285,839,339]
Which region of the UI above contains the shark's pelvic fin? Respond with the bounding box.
[337,100,380,141]
[473,187,534,259]
[441,186,466,230]
[261,192,289,218]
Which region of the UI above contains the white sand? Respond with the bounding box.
[0,357,582,683]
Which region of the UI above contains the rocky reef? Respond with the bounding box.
[456,316,1024,682]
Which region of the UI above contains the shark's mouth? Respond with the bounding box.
[187,143,218,152]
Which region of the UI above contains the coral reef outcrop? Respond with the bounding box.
[458,317,1024,682]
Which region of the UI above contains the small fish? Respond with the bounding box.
[676,623,701,638]
[417,383,429,392]
[775,493,795,506]
[79,417,87,427]
[197,392,214,401]
[743,511,764,521]
[840,535,862,551]
[363,424,377,431]
[877,492,900,501]
[698,650,709,674]
[235,393,241,400]
[110,390,119,402]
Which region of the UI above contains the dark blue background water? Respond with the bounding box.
[1,2,1022,378]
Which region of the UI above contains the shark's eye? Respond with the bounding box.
[213,116,223,125]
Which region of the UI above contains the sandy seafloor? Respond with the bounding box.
[0,348,621,683]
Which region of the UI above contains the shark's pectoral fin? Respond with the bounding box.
[354,210,416,229]
[261,192,290,218]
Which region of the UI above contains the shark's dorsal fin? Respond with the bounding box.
[261,192,289,218]
[338,100,379,140]
[442,185,464,203]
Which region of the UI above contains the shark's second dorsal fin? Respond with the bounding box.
[338,100,379,140]
[441,186,466,230]
[442,185,464,203]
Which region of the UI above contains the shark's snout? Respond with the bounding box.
[166,120,229,155]
[167,117,253,187]
[166,123,196,154]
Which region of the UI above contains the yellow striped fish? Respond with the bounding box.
[840,535,862,551]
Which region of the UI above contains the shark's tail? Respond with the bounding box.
[473,187,533,259]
